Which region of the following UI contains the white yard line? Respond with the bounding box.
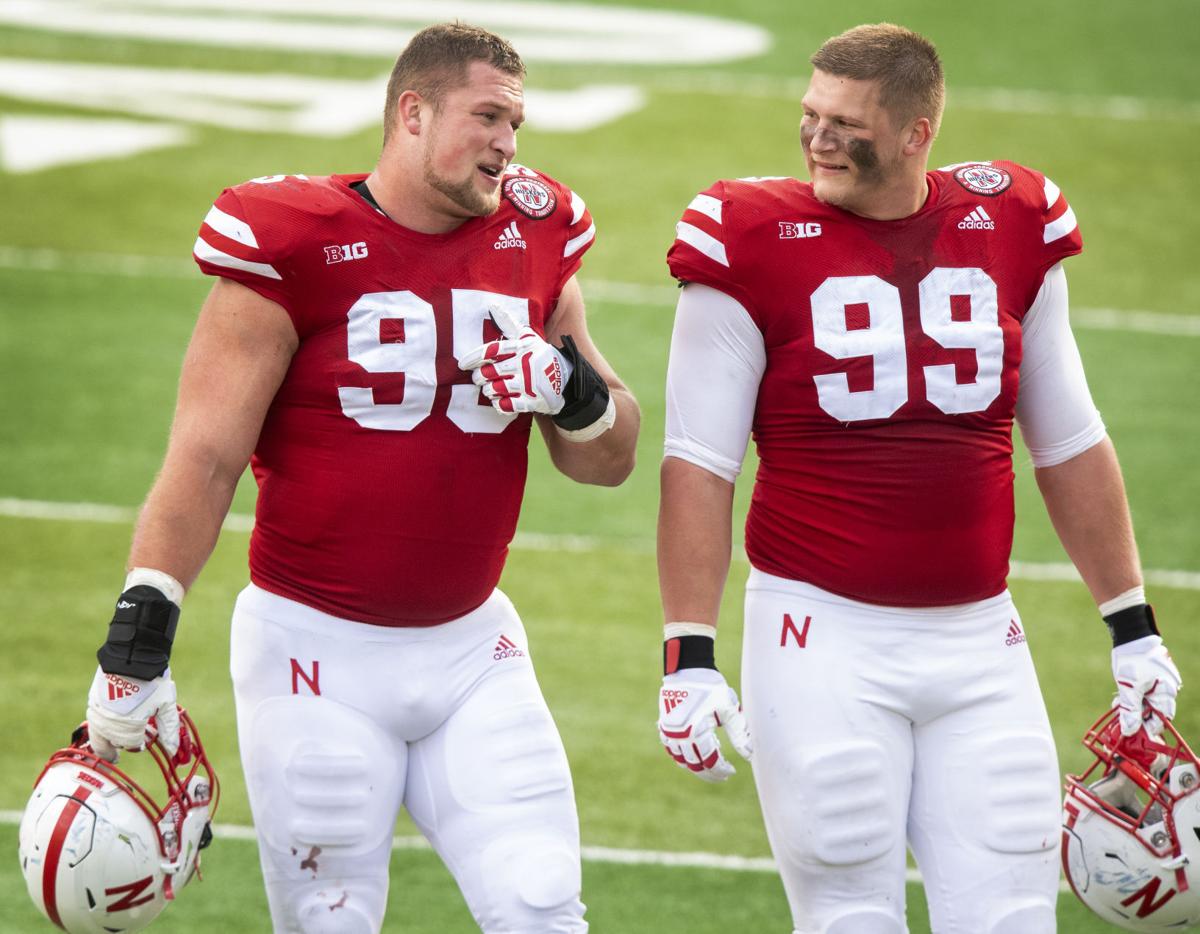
[1,809,1078,889]
[1,245,1196,338]
[0,808,908,882]
[3,497,1199,592]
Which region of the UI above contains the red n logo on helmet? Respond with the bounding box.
[106,875,156,912]
[1121,878,1177,918]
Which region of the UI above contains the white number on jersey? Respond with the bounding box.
[338,289,525,433]
[810,268,1004,421]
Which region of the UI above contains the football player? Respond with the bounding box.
[656,23,1182,934]
[85,22,639,934]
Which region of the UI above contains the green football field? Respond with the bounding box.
[1,1,1198,931]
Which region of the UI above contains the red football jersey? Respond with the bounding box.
[193,168,595,625]
[667,161,1082,606]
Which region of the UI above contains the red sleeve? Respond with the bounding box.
[557,182,595,292]
[1035,170,1083,265]
[995,161,1083,267]
[665,180,756,312]
[192,185,298,319]
[993,161,1083,315]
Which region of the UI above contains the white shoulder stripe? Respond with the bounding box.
[570,191,587,226]
[686,193,723,224]
[676,221,729,267]
[203,205,259,248]
[193,236,281,280]
[563,222,596,259]
[1043,205,1078,244]
[1043,177,1061,210]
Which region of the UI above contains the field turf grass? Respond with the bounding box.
[1,1,1197,930]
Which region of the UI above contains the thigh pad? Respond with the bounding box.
[769,739,899,867]
[247,695,403,857]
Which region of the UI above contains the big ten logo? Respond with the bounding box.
[325,242,368,264]
[778,221,822,239]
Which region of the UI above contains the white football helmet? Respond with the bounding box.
[1063,706,1200,931]
[18,708,219,933]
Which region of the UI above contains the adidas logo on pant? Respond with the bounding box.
[1005,620,1026,646]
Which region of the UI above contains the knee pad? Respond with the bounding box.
[964,730,1059,855]
[823,909,905,934]
[296,887,378,934]
[246,695,403,856]
[769,740,899,867]
[478,835,584,932]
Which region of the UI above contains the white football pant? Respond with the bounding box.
[230,584,587,934]
[743,570,1060,934]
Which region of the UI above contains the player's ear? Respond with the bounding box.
[903,117,934,155]
[396,90,425,136]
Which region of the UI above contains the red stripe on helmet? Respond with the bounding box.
[43,786,93,929]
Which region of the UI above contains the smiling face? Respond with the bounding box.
[419,60,525,221]
[800,68,928,220]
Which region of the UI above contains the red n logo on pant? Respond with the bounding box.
[780,614,812,648]
[290,658,320,695]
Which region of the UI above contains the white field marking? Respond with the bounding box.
[0,115,192,174]
[0,60,641,137]
[646,72,1200,125]
[1,245,1196,340]
[0,810,1075,890]
[0,1,769,65]
[3,498,1200,592]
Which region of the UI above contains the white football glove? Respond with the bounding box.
[458,305,572,415]
[87,665,179,761]
[658,668,752,783]
[1112,635,1182,736]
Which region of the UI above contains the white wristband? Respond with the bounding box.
[124,567,185,606]
[555,395,617,443]
[1099,585,1146,618]
[664,621,717,640]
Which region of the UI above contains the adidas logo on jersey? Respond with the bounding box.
[494,221,526,250]
[1005,620,1027,647]
[661,689,689,714]
[958,207,995,230]
[493,634,526,660]
[105,673,141,701]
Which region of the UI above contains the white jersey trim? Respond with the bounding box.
[1043,204,1078,244]
[675,221,729,268]
[686,193,723,224]
[1043,177,1061,209]
[1015,264,1106,467]
[569,191,587,225]
[663,283,764,482]
[203,204,259,248]
[563,222,595,259]
[193,235,282,280]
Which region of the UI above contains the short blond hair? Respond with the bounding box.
[810,23,944,135]
[383,22,525,143]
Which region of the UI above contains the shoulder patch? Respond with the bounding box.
[952,164,1012,197]
[503,176,557,219]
